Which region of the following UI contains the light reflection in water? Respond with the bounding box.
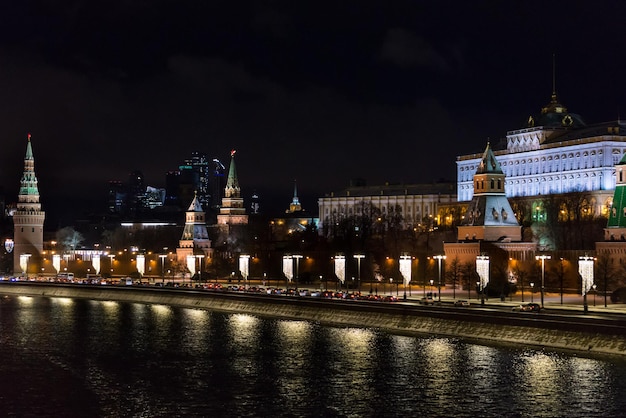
[151,303,171,318]
[1,295,625,417]
[52,297,73,306]
[17,295,33,304]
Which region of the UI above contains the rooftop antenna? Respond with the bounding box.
[552,53,556,102]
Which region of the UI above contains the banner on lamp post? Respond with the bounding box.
[399,256,412,286]
[92,254,101,275]
[578,257,594,295]
[186,255,196,276]
[476,256,490,289]
[239,255,249,280]
[53,254,61,274]
[136,254,145,276]
[283,256,293,282]
[334,256,345,284]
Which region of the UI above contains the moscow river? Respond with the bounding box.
[1,294,626,417]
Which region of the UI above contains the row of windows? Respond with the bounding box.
[323,204,432,216]
[458,149,624,182]
[459,177,603,200]
[475,179,502,191]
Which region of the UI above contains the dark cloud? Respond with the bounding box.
[379,28,450,72]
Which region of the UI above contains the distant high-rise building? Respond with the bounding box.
[250,191,260,215]
[107,180,126,213]
[164,152,219,211]
[107,172,165,217]
[210,157,226,210]
[13,135,45,275]
[180,152,210,208]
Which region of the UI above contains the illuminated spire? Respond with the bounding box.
[226,149,240,193]
[287,179,302,213]
[18,133,40,202]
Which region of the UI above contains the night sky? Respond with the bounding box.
[1,1,625,225]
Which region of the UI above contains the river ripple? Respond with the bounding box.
[1,294,625,417]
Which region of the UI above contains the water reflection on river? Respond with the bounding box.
[1,294,625,417]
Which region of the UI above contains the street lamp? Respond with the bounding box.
[63,254,71,274]
[20,253,32,277]
[239,254,249,289]
[293,254,303,291]
[579,255,594,314]
[530,282,534,302]
[197,254,205,284]
[433,255,446,303]
[108,254,115,278]
[159,254,167,284]
[593,284,597,307]
[535,255,551,308]
[334,255,345,291]
[354,254,364,294]
[476,255,490,306]
[400,254,412,300]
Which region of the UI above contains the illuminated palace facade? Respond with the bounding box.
[317,182,457,235]
[456,92,626,217]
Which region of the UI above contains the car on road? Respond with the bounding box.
[512,302,541,312]
[419,297,435,305]
[454,299,470,307]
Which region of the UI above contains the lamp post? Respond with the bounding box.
[63,254,71,275]
[429,279,434,297]
[293,254,303,291]
[593,284,597,307]
[476,255,489,306]
[579,255,594,314]
[159,254,167,285]
[433,255,446,303]
[535,255,551,308]
[196,254,205,284]
[354,254,364,294]
[334,255,345,292]
[400,254,412,300]
[108,254,115,279]
[530,282,534,302]
[20,253,32,277]
[239,254,249,289]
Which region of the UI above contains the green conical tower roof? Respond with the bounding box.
[607,154,626,229]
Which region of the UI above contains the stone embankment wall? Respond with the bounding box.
[2,284,625,357]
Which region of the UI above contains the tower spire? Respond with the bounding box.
[225,149,240,193]
[287,179,302,213]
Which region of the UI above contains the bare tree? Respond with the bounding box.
[445,257,463,299]
[596,253,617,307]
[460,261,478,300]
[513,264,529,303]
[56,227,84,252]
[551,257,567,304]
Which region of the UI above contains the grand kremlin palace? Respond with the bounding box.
[457,92,626,218]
